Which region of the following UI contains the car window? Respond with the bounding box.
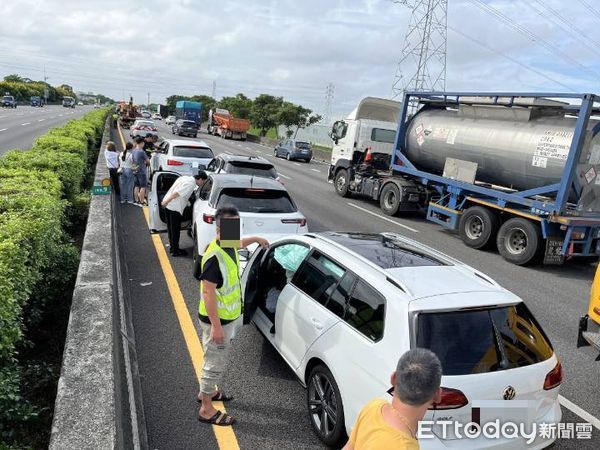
[371,128,396,144]
[416,303,554,375]
[198,178,213,200]
[172,146,213,159]
[264,243,311,285]
[293,251,346,306]
[206,158,219,172]
[182,120,197,127]
[344,280,385,341]
[216,188,296,213]
[324,272,357,318]
[295,141,311,149]
[225,162,277,179]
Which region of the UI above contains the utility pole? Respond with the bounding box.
[324,82,335,124]
[43,65,49,105]
[211,80,217,99]
[147,92,150,108]
[391,0,447,100]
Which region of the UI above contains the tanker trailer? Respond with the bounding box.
[392,92,600,265]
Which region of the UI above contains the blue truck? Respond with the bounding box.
[328,92,600,265]
[175,100,202,126]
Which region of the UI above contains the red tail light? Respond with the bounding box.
[167,159,184,166]
[430,387,469,410]
[281,218,307,227]
[203,213,215,224]
[543,360,563,390]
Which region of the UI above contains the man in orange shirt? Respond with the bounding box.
[343,349,442,449]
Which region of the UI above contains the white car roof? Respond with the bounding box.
[276,232,513,303]
[163,139,211,148]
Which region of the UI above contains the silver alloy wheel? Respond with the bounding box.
[308,372,338,437]
[383,190,397,210]
[465,215,484,240]
[335,174,346,192]
[506,227,527,255]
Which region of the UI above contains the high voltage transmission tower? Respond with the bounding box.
[391,0,448,99]
[324,82,334,124]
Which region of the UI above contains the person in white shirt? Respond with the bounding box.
[104,141,121,198]
[161,171,208,256]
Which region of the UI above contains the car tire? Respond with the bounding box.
[334,169,350,197]
[379,183,402,216]
[193,134,198,138]
[286,153,291,161]
[305,158,311,163]
[307,364,346,448]
[459,206,500,249]
[496,217,543,265]
[274,148,278,157]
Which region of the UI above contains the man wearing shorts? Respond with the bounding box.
[131,136,149,206]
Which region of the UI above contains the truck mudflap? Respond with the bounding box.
[578,314,600,358]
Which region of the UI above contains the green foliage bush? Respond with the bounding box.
[0,108,109,446]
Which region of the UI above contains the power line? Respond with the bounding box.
[448,24,576,92]
[467,0,600,81]
[577,0,600,22]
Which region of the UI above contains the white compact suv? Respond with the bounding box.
[240,232,562,449]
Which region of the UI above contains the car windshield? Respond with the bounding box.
[226,162,277,178]
[416,303,554,376]
[3,96,13,100]
[295,141,311,149]
[172,146,213,159]
[216,188,296,213]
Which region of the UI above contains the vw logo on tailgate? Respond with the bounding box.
[503,386,516,400]
[254,220,264,227]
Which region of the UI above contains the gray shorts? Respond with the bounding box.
[133,171,147,188]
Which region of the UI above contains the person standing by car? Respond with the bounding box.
[197,206,269,426]
[104,141,121,198]
[131,136,150,206]
[161,171,208,256]
[343,348,442,450]
[119,142,135,204]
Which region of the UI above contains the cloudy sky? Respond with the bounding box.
[1,0,600,118]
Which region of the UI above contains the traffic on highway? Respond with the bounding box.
[105,97,599,449]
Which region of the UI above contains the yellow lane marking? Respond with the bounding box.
[120,124,239,449]
[116,122,127,148]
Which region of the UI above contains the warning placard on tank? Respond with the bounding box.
[534,130,573,161]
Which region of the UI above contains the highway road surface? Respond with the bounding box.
[0,104,94,155]
[113,120,598,449]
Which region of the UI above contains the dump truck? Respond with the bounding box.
[328,92,600,265]
[118,99,138,129]
[207,108,250,140]
[176,101,202,126]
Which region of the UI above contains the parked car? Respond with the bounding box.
[93,104,101,109]
[150,139,214,177]
[189,174,307,274]
[274,139,313,162]
[1,95,17,108]
[130,119,158,138]
[206,154,280,182]
[165,115,176,125]
[240,231,562,448]
[172,119,199,137]
[152,113,162,120]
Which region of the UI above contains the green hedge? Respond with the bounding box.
[0,108,109,445]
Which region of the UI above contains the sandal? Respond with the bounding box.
[197,392,234,402]
[198,410,235,426]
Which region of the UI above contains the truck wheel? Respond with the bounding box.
[379,183,402,216]
[459,206,499,249]
[496,217,542,265]
[286,153,292,161]
[334,169,350,197]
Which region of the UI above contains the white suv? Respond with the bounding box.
[240,232,562,448]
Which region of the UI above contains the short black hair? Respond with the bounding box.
[394,348,442,406]
[194,170,208,181]
[125,142,134,150]
[215,205,239,226]
[134,136,144,144]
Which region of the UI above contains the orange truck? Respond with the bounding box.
[578,265,600,357]
[207,108,250,140]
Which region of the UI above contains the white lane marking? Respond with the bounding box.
[559,395,600,430]
[0,115,5,118]
[58,114,63,117]
[293,162,301,166]
[224,151,232,155]
[278,172,292,180]
[311,168,320,172]
[21,122,30,126]
[245,146,252,150]
[347,202,419,233]
[38,118,45,122]
[0,128,7,132]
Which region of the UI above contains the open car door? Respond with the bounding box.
[148,171,193,233]
[241,246,267,325]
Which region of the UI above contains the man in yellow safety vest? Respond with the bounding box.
[197,205,269,426]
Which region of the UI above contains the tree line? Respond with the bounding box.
[1,74,113,104]
[165,93,321,138]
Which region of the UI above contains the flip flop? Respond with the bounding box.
[198,410,235,426]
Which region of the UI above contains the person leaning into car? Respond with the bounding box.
[161,170,207,256]
[343,348,442,449]
[196,206,269,427]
